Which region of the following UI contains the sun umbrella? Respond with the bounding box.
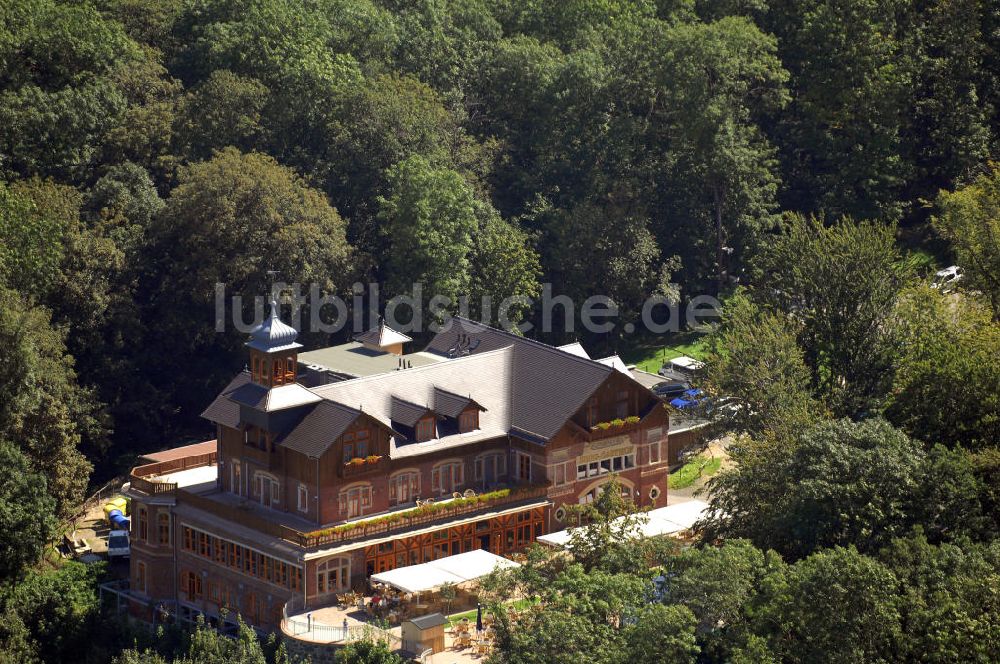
[476,603,483,633]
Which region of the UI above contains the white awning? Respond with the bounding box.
[537,500,709,549]
[369,549,521,594]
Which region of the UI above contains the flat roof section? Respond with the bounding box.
[157,464,219,494]
[140,440,217,464]
[299,342,443,378]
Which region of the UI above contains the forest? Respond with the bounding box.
[1,0,1000,662]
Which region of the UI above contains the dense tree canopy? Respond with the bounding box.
[2,0,1000,660]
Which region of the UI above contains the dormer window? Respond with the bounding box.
[416,417,435,442]
[459,410,478,433]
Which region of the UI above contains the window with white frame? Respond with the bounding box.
[231,461,242,496]
[388,471,420,505]
[317,557,351,594]
[474,453,506,483]
[253,472,280,508]
[576,452,636,479]
[431,461,464,494]
[297,484,308,512]
[515,452,532,482]
[579,482,632,505]
[646,427,664,465]
[339,484,372,518]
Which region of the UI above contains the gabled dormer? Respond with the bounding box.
[354,318,412,356]
[390,396,436,442]
[433,387,486,434]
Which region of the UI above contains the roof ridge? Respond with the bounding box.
[311,345,516,396]
[447,316,614,374]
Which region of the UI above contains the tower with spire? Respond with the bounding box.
[247,297,302,387]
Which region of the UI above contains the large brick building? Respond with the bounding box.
[124,305,673,631]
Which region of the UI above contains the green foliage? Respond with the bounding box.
[379,155,479,308]
[0,288,98,517]
[0,561,110,664]
[564,476,662,575]
[144,147,352,425]
[750,546,902,664]
[934,165,1000,318]
[0,440,56,582]
[333,637,404,664]
[624,604,700,664]
[700,418,926,559]
[703,290,819,438]
[468,212,541,327]
[0,181,66,297]
[755,215,912,416]
[887,286,1000,449]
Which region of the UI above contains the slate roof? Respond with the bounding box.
[201,372,252,428]
[276,401,362,458]
[390,396,432,427]
[311,347,515,451]
[425,317,617,440]
[228,382,321,412]
[205,316,653,459]
[433,387,486,418]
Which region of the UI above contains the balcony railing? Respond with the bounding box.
[128,451,218,497]
[177,483,550,550]
[285,484,550,548]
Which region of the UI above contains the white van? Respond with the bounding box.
[659,355,705,379]
[107,530,130,560]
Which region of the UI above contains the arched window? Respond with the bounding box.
[578,479,633,505]
[431,461,464,494]
[388,470,419,506]
[317,557,351,595]
[339,483,372,518]
[474,453,506,484]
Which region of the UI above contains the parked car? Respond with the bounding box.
[652,381,691,398]
[931,265,964,292]
[107,530,130,560]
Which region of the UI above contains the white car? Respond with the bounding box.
[107,530,130,560]
[931,265,964,292]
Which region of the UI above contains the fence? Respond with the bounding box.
[281,596,401,648]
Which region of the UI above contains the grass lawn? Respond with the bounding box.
[668,452,722,490]
[622,331,711,374]
[447,598,535,625]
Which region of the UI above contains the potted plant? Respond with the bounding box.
[365,454,382,464]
